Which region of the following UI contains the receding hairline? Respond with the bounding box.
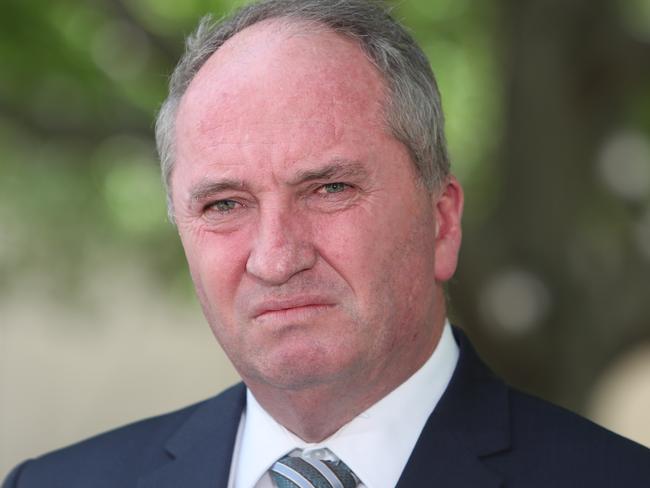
[175,15,391,121]
[171,16,395,180]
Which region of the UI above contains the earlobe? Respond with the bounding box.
[433,176,464,282]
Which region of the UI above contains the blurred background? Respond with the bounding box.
[2,0,650,475]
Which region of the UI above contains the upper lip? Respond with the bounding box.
[251,296,334,318]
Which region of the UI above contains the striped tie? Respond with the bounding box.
[270,453,359,488]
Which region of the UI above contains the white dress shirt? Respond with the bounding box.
[227,321,459,488]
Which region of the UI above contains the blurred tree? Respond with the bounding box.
[451,0,650,414]
[1,0,649,417]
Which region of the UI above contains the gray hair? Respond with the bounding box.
[155,0,450,215]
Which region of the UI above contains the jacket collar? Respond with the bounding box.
[396,327,510,487]
[137,383,246,488]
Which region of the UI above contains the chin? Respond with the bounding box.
[247,346,361,391]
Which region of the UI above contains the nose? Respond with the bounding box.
[246,206,317,285]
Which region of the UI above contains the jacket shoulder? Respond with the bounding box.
[449,328,649,485]
[2,383,246,488]
[490,387,650,486]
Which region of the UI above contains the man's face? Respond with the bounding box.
[171,21,462,392]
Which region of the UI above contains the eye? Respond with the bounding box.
[209,199,239,213]
[319,182,349,194]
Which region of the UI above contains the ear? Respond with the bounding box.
[433,176,464,282]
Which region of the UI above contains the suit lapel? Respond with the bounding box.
[397,328,510,487]
[138,383,246,488]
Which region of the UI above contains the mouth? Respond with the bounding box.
[252,297,335,320]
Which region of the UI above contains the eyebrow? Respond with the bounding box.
[288,160,369,186]
[190,179,247,202]
[188,159,369,203]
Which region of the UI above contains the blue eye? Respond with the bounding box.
[212,200,238,212]
[321,182,348,193]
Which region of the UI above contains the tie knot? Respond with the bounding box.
[270,453,359,488]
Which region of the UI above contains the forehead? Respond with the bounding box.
[175,19,388,147]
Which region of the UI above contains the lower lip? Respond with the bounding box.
[255,304,334,323]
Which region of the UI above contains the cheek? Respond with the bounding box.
[321,197,437,322]
[180,227,250,318]
[311,210,394,330]
[312,211,377,284]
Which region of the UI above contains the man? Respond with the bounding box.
[4,0,649,486]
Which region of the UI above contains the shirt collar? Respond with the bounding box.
[233,321,459,488]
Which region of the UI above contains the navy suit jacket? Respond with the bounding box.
[4,329,650,487]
